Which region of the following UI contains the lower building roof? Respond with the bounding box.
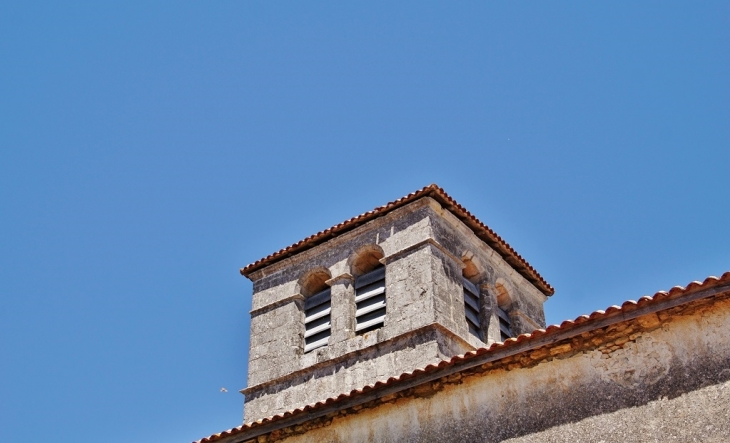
[195,270,730,443]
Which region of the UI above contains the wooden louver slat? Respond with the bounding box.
[304,288,331,352]
[355,267,386,333]
[497,306,513,342]
[463,278,481,340]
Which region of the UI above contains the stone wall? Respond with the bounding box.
[243,324,469,423]
[242,293,730,443]
[242,197,548,423]
[428,208,547,340]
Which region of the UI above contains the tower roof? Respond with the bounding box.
[240,184,554,297]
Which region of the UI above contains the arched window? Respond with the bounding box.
[462,257,481,340]
[495,282,513,342]
[351,246,386,334]
[300,270,332,352]
[463,278,481,340]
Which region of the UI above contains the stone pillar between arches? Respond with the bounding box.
[326,273,356,344]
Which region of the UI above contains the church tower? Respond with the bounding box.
[239,185,553,422]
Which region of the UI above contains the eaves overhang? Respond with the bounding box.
[196,271,730,443]
[240,184,554,297]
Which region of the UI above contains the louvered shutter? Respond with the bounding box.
[463,278,481,339]
[304,288,331,352]
[354,266,386,333]
[497,307,513,342]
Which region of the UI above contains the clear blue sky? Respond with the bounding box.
[1,2,728,442]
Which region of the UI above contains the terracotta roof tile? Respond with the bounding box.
[240,184,554,297]
[195,271,730,443]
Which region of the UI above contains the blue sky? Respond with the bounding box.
[1,2,728,442]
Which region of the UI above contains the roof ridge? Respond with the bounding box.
[240,184,554,296]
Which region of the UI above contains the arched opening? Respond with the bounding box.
[350,245,386,334]
[299,268,332,353]
[495,282,512,308]
[349,245,385,277]
[462,255,482,341]
[494,281,514,342]
[462,257,480,281]
[299,268,330,297]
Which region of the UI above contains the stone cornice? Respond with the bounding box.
[249,293,304,317]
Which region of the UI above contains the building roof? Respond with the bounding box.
[240,184,554,297]
[195,270,730,443]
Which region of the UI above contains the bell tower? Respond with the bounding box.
[239,185,553,423]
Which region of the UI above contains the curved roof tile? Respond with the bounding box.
[240,184,554,296]
[195,271,730,443]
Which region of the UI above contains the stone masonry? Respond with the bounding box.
[202,273,730,443]
[240,195,549,423]
[237,286,730,443]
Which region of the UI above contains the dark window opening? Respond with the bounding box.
[304,287,331,352]
[354,266,386,333]
[463,278,481,340]
[497,307,513,342]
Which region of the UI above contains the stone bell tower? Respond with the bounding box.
[239,185,553,423]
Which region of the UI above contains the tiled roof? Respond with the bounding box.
[240,184,554,297]
[195,271,730,443]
